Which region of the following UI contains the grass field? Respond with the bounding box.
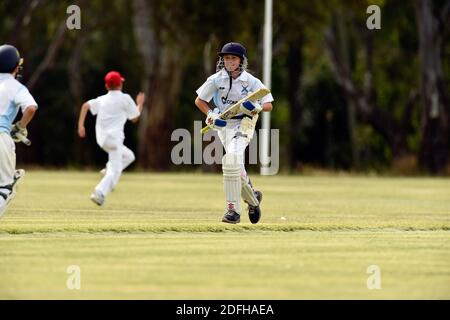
[0,170,449,299]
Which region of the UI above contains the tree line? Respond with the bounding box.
[1,0,448,174]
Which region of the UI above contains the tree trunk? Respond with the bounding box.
[68,31,90,166]
[325,20,410,161]
[132,0,185,169]
[141,45,184,169]
[416,0,450,174]
[336,12,359,168]
[287,34,303,170]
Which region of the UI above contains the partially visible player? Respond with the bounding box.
[77,71,145,206]
[195,42,274,224]
[0,44,38,218]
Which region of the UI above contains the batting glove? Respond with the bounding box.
[11,122,28,143]
[205,110,227,130]
[240,101,262,117]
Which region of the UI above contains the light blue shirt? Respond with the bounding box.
[0,73,37,134]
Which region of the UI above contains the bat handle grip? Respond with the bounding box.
[200,126,210,134]
[15,132,31,146]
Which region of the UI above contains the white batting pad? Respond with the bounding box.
[241,176,259,207]
[222,154,242,214]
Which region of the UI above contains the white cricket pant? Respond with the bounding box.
[218,119,259,214]
[95,136,135,197]
[218,120,249,176]
[0,133,15,188]
[0,133,15,214]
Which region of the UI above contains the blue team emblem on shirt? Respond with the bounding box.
[241,85,249,95]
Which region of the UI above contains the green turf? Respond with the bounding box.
[0,171,449,299]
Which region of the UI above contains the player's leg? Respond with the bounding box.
[225,133,261,223]
[240,167,259,206]
[222,152,243,223]
[0,133,17,217]
[218,123,242,223]
[101,146,135,176]
[235,116,263,224]
[91,138,123,205]
[121,145,135,170]
[240,167,262,224]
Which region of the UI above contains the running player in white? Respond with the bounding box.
[77,71,145,206]
[195,42,274,224]
[0,44,38,218]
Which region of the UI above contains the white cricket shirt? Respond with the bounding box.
[196,69,274,114]
[88,90,139,146]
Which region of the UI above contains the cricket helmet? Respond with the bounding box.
[0,44,23,73]
[218,42,247,60]
[216,42,248,73]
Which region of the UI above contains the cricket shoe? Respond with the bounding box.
[222,210,240,224]
[0,169,25,218]
[246,190,262,224]
[90,191,105,206]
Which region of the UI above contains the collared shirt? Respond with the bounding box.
[88,90,139,145]
[196,69,274,114]
[0,73,38,134]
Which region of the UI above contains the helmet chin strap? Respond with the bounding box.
[226,64,242,77]
[223,62,245,102]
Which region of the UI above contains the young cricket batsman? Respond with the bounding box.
[78,71,145,206]
[195,42,274,224]
[0,44,38,218]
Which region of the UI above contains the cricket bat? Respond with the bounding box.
[200,87,270,135]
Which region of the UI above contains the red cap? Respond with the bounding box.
[104,71,125,87]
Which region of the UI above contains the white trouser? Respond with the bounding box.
[95,135,135,197]
[0,133,15,188]
[0,133,16,216]
[218,118,256,176]
[218,117,260,214]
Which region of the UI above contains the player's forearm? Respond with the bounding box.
[137,102,143,115]
[18,106,37,128]
[78,103,90,128]
[195,97,211,115]
[135,92,145,117]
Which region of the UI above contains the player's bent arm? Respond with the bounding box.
[195,97,211,116]
[262,102,273,112]
[18,105,37,128]
[130,92,145,123]
[77,102,90,138]
[136,92,145,113]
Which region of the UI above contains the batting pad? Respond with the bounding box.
[0,186,13,218]
[241,176,259,207]
[222,154,242,214]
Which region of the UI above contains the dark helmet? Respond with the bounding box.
[0,44,22,73]
[218,42,247,60]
